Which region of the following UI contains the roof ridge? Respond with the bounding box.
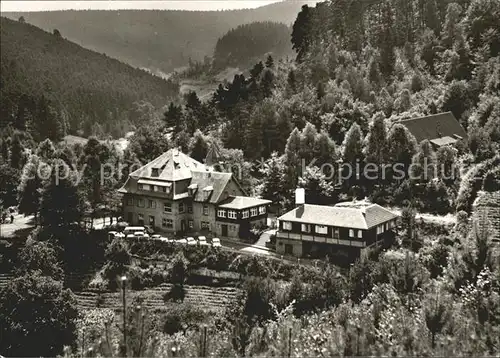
[398,111,453,123]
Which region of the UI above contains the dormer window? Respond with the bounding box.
[188,183,198,196]
[151,167,160,177]
[203,186,213,201]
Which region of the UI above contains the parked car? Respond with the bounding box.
[159,237,170,243]
[186,237,197,246]
[108,231,118,239]
[123,226,146,236]
[175,238,188,245]
[134,231,149,238]
[151,234,162,239]
[197,236,209,246]
[211,238,221,247]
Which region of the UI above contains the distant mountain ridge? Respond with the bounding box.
[2,1,314,73]
[0,17,178,139]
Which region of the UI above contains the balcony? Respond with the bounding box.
[276,231,366,248]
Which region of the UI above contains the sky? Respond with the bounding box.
[0,0,287,12]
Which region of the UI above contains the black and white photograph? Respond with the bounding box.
[0,0,499,356]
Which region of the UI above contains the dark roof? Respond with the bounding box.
[190,170,233,204]
[398,112,467,143]
[129,148,205,181]
[218,196,272,210]
[277,203,398,230]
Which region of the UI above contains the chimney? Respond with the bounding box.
[295,188,305,217]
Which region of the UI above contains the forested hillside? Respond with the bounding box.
[2,1,314,73]
[160,0,499,212]
[0,17,178,139]
[213,21,292,70]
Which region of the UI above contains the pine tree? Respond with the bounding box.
[291,5,313,62]
[265,55,274,68]
[9,132,24,170]
[410,139,437,182]
[300,122,318,163]
[387,123,418,178]
[164,102,183,132]
[39,163,84,231]
[189,130,209,163]
[342,123,364,165]
[287,70,297,94]
[17,154,45,222]
[35,139,56,161]
[378,1,396,77]
[441,3,463,48]
[364,113,388,166]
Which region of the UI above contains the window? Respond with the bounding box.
[188,220,194,229]
[283,221,292,231]
[217,209,226,218]
[149,216,155,226]
[164,202,172,213]
[148,200,156,209]
[333,228,340,239]
[242,210,249,219]
[377,225,384,235]
[201,221,210,230]
[259,206,266,215]
[137,198,144,208]
[228,210,237,219]
[162,218,173,228]
[390,220,396,228]
[349,229,355,237]
[179,202,185,213]
[127,197,134,206]
[138,214,144,225]
[142,184,150,191]
[151,185,156,192]
[315,225,328,234]
[251,207,258,217]
[302,223,311,233]
[357,230,363,239]
[188,204,193,214]
[203,205,209,216]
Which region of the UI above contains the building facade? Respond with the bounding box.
[276,200,399,259]
[118,149,271,238]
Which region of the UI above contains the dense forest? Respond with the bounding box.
[2,1,314,73]
[0,17,178,139]
[213,21,292,70]
[158,0,499,213]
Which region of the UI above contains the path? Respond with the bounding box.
[389,207,456,225]
[0,214,35,239]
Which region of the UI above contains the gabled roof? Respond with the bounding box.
[398,112,467,144]
[278,203,398,230]
[190,170,233,204]
[218,196,272,210]
[129,149,205,181]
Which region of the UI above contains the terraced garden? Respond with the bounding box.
[73,284,241,313]
[473,190,500,242]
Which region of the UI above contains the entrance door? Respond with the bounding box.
[181,220,186,232]
[149,216,155,229]
[285,244,293,255]
[221,224,228,237]
[127,212,133,224]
